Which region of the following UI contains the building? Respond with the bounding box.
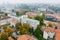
[45,14,60,22]
[8,18,19,27]
[17,35,37,40]
[43,27,60,40]
[0,16,11,25]
[44,20,60,29]
[20,18,39,30]
[26,12,39,19]
[8,36,14,40]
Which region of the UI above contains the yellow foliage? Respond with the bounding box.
[6,27,13,36]
[19,23,30,34]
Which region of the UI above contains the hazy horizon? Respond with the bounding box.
[0,0,60,4]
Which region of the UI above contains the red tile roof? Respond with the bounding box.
[8,36,14,40]
[17,35,35,40]
[55,30,60,40]
[45,27,55,32]
[47,21,57,26]
[27,12,38,18]
[45,27,60,40]
[9,18,18,23]
[55,32,60,40]
[46,21,60,29]
[45,14,60,19]
[57,23,60,27]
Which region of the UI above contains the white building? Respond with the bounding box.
[20,17,39,30]
[43,30,55,40]
[48,31,55,38]
[0,17,11,25]
[43,31,48,39]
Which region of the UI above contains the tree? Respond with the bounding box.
[6,27,13,36]
[19,23,30,35]
[29,27,34,35]
[55,26,58,29]
[16,10,28,16]
[5,13,8,16]
[34,15,40,21]
[33,27,44,40]
[34,15,44,26]
[19,10,27,15]
[3,26,7,32]
[42,14,45,18]
[0,32,8,40]
[48,24,53,27]
[28,15,32,19]
[15,22,22,31]
[16,11,20,16]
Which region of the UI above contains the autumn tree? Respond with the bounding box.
[19,23,30,35]
[15,22,22,31]
[6,27,13,36]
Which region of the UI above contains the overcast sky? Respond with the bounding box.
[0,0,60,4]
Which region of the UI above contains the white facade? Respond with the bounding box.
[48,31,55,38]
[43,31,48,39]
[43,31,55,39]
[20,17,39,30]
[0,18,11,25]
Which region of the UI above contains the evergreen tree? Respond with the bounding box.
[33,27,44,40]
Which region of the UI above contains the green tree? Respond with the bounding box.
[34,15,40,21]
[0,32,8,40]
[55,26,58,29]
[34,15,44,26]
[29,27,34,35]
[5,13,8,16]
[33,27,44,40]
[16,11,20,16]
[48,24,53,27]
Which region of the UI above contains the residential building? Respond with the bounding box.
[20,18,39,30]
[26,12,39,19]
[0,16,11,25]
[43,27,60,40]
[45,14,60,22]
[44,20,60,29]
[8,18,19,27]
[17,35,37,40]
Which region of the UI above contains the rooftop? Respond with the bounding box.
[17,35,36,40]
[45,27,60,40]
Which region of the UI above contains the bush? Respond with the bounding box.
[0,32,8,40]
